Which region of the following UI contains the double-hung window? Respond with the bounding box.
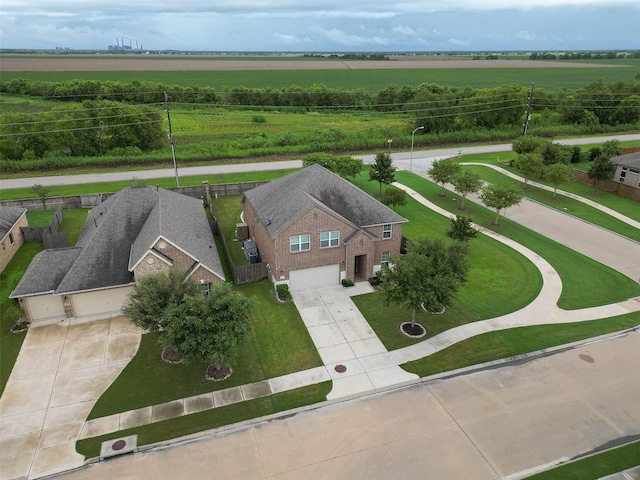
[290,234,310,252]
[382,224,392,239]
[320,230,339,248]
[381,251,390,268]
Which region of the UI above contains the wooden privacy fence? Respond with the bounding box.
[21,208,68,248]
[572,170,640,201]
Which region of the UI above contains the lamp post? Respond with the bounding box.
[409,126,424,173]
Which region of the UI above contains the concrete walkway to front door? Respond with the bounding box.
[291,283,419,400]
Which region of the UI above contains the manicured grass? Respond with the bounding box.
[524,440,640,480]
[0,243,43,395]
[88,280,322,418]
[464,164,640,241]
[58,209,89,245]
[0,169,296,201]
[25,210,53,227]
[77,381,332,460]
[402,312,640,377]
[209,195,246,266]
[395,171,639,309]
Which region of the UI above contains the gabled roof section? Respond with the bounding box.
[611,152,640,169]
[10,248,81,298]
[0,206,27,240]
[243,164,407,238]
[129,188,224,279]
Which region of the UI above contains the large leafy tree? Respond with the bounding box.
[446,216,478,244]
[428,158,462,196]
[379,238,469,327]
[381,185,407,210]
[544,163,575,199]
[369,152,396,194]
[480,181,524,225]
[513,153,544,188]
[451,170,483,209]
[587,154,616,193]
[121,270,200,332]
[162,283,256,369]
[302,152,363,180]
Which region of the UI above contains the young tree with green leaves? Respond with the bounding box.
[379,238,469,327]
[121,270,201,333]
[162,283,256,373]
[381,185,407,210]
[446,216,478,244]
[587,154,616,193]
[428,158,462,196]
[302,152,363,180]
[544,163,575,199]
[513,153,544,188]
[369,152,396,195]
[480,181,524,225]
[451,170,483,209]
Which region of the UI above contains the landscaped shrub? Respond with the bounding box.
[276,283,290,301]
[341,279,354,287]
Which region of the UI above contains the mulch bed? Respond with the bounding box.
[161,346,182,364]
[10,320,30,333]
[400,322,427,338]
[206,364,233,381]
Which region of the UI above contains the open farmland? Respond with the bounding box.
[1,54,638,91]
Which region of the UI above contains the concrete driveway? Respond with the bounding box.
[292,284,418,400]
[0,317,141,480]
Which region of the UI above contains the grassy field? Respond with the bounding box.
[2,59,639,91]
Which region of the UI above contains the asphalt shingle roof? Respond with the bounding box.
[611,152,640,169]
[243,164,407,238]
[11,186,224,298]
[0,206,26,240]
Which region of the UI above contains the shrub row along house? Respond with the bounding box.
[10,186,225,324]
[242,164,407,290]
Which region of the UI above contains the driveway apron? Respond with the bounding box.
[0,317,141,480]
[292,284,418,400]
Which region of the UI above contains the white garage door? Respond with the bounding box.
[289,264,340,291]
[72,286,133,319]
[26,295,65,322]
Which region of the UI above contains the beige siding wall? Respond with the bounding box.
[21,295,65,323]
[0,213,27,274]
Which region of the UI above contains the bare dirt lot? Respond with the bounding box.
[0,55,617,72]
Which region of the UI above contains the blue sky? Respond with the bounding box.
[1,0,639,51]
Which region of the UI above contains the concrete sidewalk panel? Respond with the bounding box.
[58,336,108,372]
[326,358,365,379]
[11,343,64,379]
[316,285,348,305]
[184,393,214,415]
[358,352,397,372]
[79,415,119,440]
[317,343,356,364]
[327,301,364,323]
[349,337,387,358]
[120,407,152,430]
[444,322,493,343]
[291,289,323,309]
[268,367,331,394]
[297,305,334,328]
[335,317,376,342]
[306,323,347,349]
[38,423,83,449]
[241,381,272,400]
[213,386,243,407]
[0,431,38,459]
[0,409,47,438]
[44,403,93,430]
[0,374,56,416]
[366,366,419,389]
[326,373,374,399]
[49,364,123,407]
[152,400,184,422]
[0,452,33,480]
[30,443,84,479]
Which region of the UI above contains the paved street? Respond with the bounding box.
[54,330,640,480]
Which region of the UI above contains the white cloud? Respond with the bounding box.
[447,38,469,46]
[319,28,389,46]
[273,33,312,44]
[516,31,536,41]
[393,25,416,36]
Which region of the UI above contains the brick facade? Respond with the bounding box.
[244,200,403,285]
[0,212,27,273]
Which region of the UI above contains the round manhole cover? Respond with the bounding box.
[334,364,347,373]
[112,439,127,451]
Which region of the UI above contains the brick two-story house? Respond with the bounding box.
[11,186,224,324]
[611,151,640,190]
[242,164,407,291]
[0,206,28,274]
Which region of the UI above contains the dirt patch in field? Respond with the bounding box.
[0,55,621,72]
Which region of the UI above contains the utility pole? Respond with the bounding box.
[522,82,535,136]
[164,91,180,188]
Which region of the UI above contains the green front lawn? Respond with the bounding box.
[88,280,322,418]
[0,242,43,395]
[402,312,640,377]
[209,195,247,266]
[393,171,639,309]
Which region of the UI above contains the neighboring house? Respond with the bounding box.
[611,152,640,189]
[10,186,224,324]
[0,206,28,273]
[242,164,407,291]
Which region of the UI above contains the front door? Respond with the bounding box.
[354,255,367,282]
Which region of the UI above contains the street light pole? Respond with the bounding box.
[409,126,424,173]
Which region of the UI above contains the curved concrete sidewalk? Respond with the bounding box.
[390,183,640,364]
